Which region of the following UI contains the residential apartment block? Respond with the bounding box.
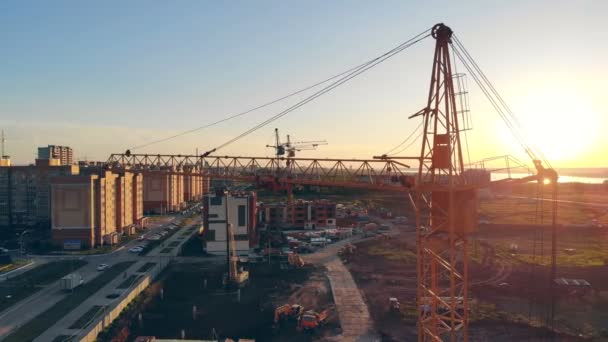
[0,159,80,231]
[38,145,73,165]
[51,170,144,249]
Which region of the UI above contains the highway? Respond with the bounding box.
[0,214,190,341]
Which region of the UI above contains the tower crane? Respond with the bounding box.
[266,128,327,158]
[107,23,558,341]
[265,128,328,203]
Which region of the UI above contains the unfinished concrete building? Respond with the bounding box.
[203,191,257,256]
[258,199,337,229]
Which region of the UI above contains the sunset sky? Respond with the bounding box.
[1,1,606,167]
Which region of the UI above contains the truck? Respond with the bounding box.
[60,273,84,291]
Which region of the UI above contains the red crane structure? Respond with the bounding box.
[107,23,558,341]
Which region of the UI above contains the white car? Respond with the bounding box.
[96,264,109,271]
[129,247,143,253]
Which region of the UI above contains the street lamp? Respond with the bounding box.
[18,230,30,260]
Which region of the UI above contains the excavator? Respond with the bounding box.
[224,223,249,288]
[287,253,305,268]
[274,303,304,325]
[297,309,330,331]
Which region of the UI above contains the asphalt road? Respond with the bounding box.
[0,215,184,341]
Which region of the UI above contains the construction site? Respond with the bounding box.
[1,10,608,342]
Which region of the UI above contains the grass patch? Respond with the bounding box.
[69,305,107,329]
[169,241,180,247]
[3,261,134,342]
[495,243,608,267]
[0,260,87,312]
[116,275,142,290]
[160,248,173,254]
[137,262,157,273]
[367,244,416,263]
[0,260,29,274]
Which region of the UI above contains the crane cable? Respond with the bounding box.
[384,120,424,155]
[205,28,432,154]
[129,28,430,152]
[451,35,551,169]
[129,59,390,151]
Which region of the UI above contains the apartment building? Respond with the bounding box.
[0,159,79,231]
[51,170,144,249]
[258,199,337,229]
[38,145,73,165]
[143,168,185,214]
[203,191,257,256]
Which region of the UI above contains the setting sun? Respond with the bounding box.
[511,87,600,164]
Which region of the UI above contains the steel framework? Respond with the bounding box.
[415,23,471,342]
[103,23,561,341]
[106,153,416,192]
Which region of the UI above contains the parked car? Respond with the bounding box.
[138,235,145,241]
[97,263,109,271]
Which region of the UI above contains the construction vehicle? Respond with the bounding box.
[297,309,330,330]
[287,253,305,267]
[389,297,401,314]
[224,223,249,288]
[274,304,304,325]
[338,243,356,258]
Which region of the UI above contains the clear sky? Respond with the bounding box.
[1,1,606,167]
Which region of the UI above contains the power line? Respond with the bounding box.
[208,29,432,154]
[129,28,430,152]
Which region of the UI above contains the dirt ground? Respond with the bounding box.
[124,262,339,342]
[346,232,593,341]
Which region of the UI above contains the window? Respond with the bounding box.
[208,213,219,218]
[234,234,248,241]
[210,196,222,206]
[238,205,246,226]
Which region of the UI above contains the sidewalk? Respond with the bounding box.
[0,259,39,282]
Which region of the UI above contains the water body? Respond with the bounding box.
[492,170,608,184]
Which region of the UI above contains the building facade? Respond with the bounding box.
[203,191,257,256]
[0,160,80,231]
[142,168,184,214]
[51,170,144,249]
[258,199,337,229]
[38,145,73,165]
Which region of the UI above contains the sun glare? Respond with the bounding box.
[509,88,600,164]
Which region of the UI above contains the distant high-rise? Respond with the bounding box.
[38,145,73,165]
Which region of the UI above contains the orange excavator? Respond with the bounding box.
[297,309,330,330]
[287,253,305,267]
[274,304,304,325]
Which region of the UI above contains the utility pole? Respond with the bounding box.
[1,129,5,157]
